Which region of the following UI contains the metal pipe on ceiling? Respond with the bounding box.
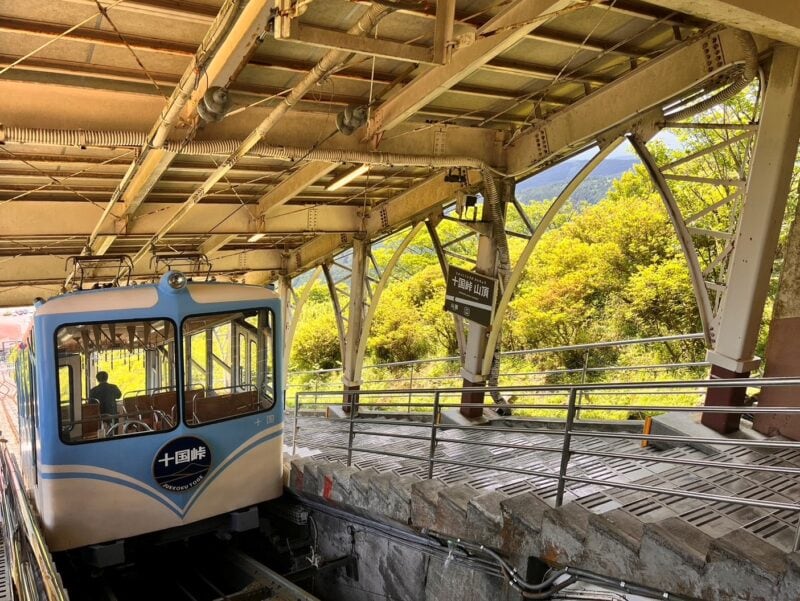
[0,125,490,169]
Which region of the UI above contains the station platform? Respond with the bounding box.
[285,411,800,601]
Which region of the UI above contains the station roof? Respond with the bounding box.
[0,0,793,306]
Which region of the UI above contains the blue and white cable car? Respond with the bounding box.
[14,272,283,551]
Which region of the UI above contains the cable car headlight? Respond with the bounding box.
[167,271,187,290]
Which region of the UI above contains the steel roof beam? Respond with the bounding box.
[483,57,613,85]
[85,0,271,257]
[505,27,756,176]
[0,17,612,94]
[68,0,703,31]
[276,22,437,65]
[366,0,574,139]
[199,234,239,256]
[62,0,218,23]
[527,27,651,58]
[349,0,705,29]
[0,202,363,236]
[644,0,800,46]
[0,16,197,57]
[257,162,339,216]
[246,170,472,283]
[0,251,283,285]
[0,49,579,112]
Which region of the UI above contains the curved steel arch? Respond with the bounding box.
[353,222,425,379]
[480,138,623,376]
[322,262,348,364]
[629,135,715,346]
[425,219,466,361]
[283,266,323,360]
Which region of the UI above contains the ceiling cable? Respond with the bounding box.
[0,0,127,76]
[0,149,135,207]
[0,146,106,210]
[482,0,620,128]
[93,0,168,100]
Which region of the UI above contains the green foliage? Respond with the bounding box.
[291,302,341,371]
[97,351,146,396]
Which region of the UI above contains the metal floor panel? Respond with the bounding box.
[286,416,800,552]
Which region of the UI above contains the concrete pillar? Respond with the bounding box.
[343,237,369,412]
[460,233,498,418]
[755,197,800,439]
[703,45,800,433]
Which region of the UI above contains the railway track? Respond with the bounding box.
[55,536,321,601]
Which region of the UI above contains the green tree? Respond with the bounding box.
[291,302,340,370]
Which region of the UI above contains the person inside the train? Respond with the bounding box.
[89,371,121,435]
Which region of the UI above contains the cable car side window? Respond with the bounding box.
[182,308,275,426]
[56,319,178,443]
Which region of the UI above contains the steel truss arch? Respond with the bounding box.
[480,138,623,376]
[280,266,323,366]
[323,262,348,364]
[630,135,717,346]
[352,222,426,380]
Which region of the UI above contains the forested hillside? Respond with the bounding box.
[290,91,799,381]
[292,159,704,373]
[516,156,639,205]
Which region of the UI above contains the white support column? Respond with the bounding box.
[343,237,369,411]
[460,232,498,418]
[704,45,800,433]
[278,275,293,398]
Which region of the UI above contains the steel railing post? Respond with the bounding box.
[408,364,414,414]
[292,392,300,457]
[347,390,358,467]
[794,516,800,553]
[555,388,578,507]
[427,391,441,479]
[576,349,590,420]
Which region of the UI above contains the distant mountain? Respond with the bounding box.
[517,156,640,205]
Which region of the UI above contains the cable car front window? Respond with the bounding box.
[56,319,178,443]
[182,308,275,426]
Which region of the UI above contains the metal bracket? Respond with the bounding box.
[151,252,212,281]
[66,254,133,290]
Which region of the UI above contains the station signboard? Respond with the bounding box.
[444,265,498,327]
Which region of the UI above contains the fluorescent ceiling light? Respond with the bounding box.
[248,233,266,242]
[326,164,369,191]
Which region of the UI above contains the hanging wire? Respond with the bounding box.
[367,33,378,121]
[0,146,107,210]
[0,149,137,207]
[477,0,608,39]
[0,0,128,76]
[93,0,168,100]
[208,155,259,221]
[0,236,84,266]
[382,10,681,143]
[226,87,295,117]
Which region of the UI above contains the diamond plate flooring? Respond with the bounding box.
[286,415,800,552]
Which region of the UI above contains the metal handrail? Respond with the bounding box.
[291,375,800,552]
[289,361,711,390]
[288,333,705,376]
[295,374,792,397]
